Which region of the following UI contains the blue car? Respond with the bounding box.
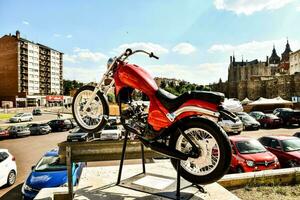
[22,149,85,200]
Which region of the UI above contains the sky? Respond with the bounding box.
[1,0,300,84]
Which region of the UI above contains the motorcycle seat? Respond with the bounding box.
[155,88,225,112]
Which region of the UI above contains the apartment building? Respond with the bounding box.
[0,31,63,107]
[289,49,300,75]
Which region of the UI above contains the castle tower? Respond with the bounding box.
[279,40,292,73]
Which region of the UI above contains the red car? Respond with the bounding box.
[259,136,300,167]
[229,136,280,173]
[255,114,281,129]
[0,127,10,139]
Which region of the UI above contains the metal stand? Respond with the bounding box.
[116,131,190,200]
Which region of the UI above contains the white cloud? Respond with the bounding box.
[64,48,107,63]
[214,0,295,15]
[172,43,196,55]
[64,66,106,83]
[53,33,61,37]
[114,42,169,55]
[66,34,73,38]
[208,38,300,61]
[147,62,228,85]
[22,21,29,25]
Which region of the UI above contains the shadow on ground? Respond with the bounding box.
[0,183,23,200]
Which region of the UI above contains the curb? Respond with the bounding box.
[218,167,300,189]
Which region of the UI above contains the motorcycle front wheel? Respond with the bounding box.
[72,85,109,133]
[169,119,232,184]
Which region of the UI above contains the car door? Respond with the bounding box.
[0,152,9,186]
[268,139,285,165]
[229,142,238,170]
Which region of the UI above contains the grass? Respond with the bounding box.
[0,113,14,120]
[231,184,300,200]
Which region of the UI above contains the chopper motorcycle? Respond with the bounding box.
[72,48,236,184]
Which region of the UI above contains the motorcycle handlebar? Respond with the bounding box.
[122,48,159,60]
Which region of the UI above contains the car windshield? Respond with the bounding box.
[265,114,278,119]
[282,139,300,152]
[14,113,23,117]
[240,115,257,123]
[71,127,83,133]
[34,155,66,172]
[236,140,267,154]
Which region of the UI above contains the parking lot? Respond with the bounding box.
[0,125,299,199]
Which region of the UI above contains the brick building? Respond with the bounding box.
[210,40,300,102]
[0,31,63,107]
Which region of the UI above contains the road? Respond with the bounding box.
[0,113,72,127]
[0,126,299,199]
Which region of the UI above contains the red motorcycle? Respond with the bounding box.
[72,48,235,184]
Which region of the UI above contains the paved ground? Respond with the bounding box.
[0,126,299,199]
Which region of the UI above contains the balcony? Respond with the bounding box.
[20,50,27,55]
[21,56,28,61]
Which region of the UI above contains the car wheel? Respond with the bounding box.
[7,170,16,186]
[237,166,244,173]
[288,160,297,168]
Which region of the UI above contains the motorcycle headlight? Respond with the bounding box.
[107,57,114,68]
[246,160,255,167]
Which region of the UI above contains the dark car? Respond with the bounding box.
[274,109,300,127]
[47,119,73,132]
[294,132,300,138]
[32,108,42,116]
[67,127,90,142]
[8,125,30,138]
[251,113,281,129]
[236,112,260,130]
[0,127,10,139]
[273,108,293,115]
[28,123,51,135]
[258,136,300,167]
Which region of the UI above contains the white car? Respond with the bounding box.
[9,113,33,123]
[218,115,243,135]
[0,149,17,187]
[100,123,123,140]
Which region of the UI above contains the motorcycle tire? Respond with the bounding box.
[169,118,232,184]
[72,85,109,133]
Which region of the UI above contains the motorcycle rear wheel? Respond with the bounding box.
[72,85,109,133]
[169,119,232,184]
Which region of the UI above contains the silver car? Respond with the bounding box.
[9,113,33,123]
[218,116,243,135]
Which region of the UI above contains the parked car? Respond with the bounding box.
[47,119,73,132]
[293,132,300,138]
[8,125,30,138]
[274,109,300,126]
[249,111,265,120]
[28,123,51,135]
[100,123,123,140]
[229,136,279,173]
[0,149,17,187]
[0,127,10,139]
[236,112,260,130]
[273,108,293,115]
[67,127,90,142]
[258,136,300,167]
[32,108,42,116]
[251,113,281,129]
[22,149,85,200]
[9,113,33,123]
[218,114,243,135]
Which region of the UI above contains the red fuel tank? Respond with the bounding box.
[116,63,158,96]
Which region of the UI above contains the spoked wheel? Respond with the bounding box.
[72,85,109,132]
[169,119,232,184]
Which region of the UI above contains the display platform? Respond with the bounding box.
[35,161,240,200]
